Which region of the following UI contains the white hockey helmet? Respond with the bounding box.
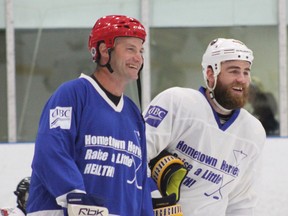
[201,38,254,89]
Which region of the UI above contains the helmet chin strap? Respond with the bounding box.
[207,76,232,115]
[208,91,232,115]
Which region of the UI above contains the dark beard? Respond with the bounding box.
[213,81,249,110]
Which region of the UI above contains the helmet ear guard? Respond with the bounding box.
[201,38,254,90]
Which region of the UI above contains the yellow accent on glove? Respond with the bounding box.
[166,168,188,201]
[153,204,183,216]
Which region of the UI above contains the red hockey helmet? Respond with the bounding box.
[88,15,146,62]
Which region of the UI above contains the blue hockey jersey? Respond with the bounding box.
[27,74,153,216]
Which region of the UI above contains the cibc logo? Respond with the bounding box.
[144,105,168,128]
[49,106,72,129]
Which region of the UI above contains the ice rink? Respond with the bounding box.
[0,138,287,215]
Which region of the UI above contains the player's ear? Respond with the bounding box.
[98,43,109,60]
[206,66,215,88]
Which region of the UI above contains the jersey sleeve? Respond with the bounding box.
[140,120,154,216]
[31,81,86,207]
[143,88,181,161]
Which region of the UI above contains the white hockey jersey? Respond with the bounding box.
[143,86,266,216]
[0,207,25,216]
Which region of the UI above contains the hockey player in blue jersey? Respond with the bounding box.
[26,15,153,216]
[144,38,266,216]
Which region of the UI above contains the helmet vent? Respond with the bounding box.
[211,51,220,56]
[223,49,235,54]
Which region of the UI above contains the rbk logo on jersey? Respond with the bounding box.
[144,105,168,128]
[49,106,72,129]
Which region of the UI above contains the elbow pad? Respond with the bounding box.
[149,150,188,202]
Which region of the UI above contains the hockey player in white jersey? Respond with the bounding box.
[26,15,154,216]
[143,38,266,216]
[1,177,30,216]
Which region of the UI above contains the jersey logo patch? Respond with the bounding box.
[144,105,168,128]
[49,106,72,129]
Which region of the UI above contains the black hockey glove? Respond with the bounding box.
[152,194,183,216]
[149,150,188,202]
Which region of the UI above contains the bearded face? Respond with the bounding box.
[213,78,250,110]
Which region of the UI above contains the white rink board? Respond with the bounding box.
[254,138,288,216]
[0,138,287,215]
[0,143,34,207]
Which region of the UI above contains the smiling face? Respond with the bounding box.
[213,60,251,109]
[110,37,144,82]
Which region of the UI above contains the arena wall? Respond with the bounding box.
[0,138,287,215]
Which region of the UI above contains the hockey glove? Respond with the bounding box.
[149,150,188,202]
[66,193,108,216]
[152,194,183,216]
